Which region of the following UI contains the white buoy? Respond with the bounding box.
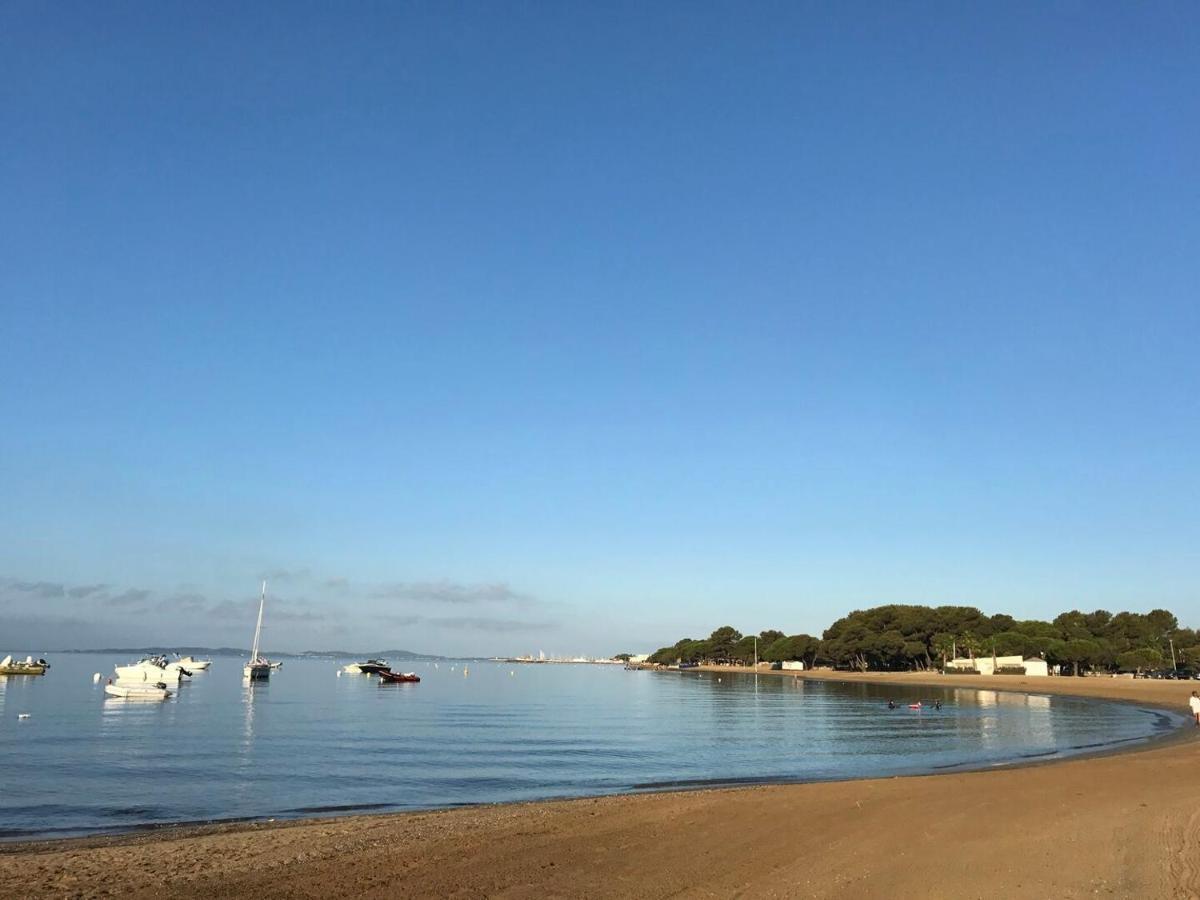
[510,670,515,676]
[336,670,341,677]
[92,673,102,683]
[18,713,30,720]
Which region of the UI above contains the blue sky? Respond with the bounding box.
[2,3,1197,654]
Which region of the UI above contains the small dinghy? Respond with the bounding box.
[0,655,50,676]
[105,680,172,701]
[379,670,420,683]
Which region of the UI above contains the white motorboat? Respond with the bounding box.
[105,681,171,701]
[114,656,188,683]
[175,656,211,671]
[244,581,273,680]
[343,659,391,675]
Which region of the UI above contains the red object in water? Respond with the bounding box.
[908,702,922,709]
[379,671,421,683]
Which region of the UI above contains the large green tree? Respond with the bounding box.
[1116,648,1163,674]
[706,626,743,661]
[1061,638,1103,676]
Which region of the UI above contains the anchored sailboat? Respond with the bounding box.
[243,581,272,680]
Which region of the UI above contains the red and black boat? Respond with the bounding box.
[379,670,421,683]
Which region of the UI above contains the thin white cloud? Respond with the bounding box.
[104,589,151,608]
[1,579,66,599]
[426,616,557,633]
[369,581,534,606]
[68,583,108,599]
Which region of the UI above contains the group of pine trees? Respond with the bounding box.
[646,605,1199,675]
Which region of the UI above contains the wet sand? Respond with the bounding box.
[2,672,1197,899]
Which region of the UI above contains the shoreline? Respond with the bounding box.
[709,667,1199,741]
[3,673,1198,898]
[9,669,1187,848]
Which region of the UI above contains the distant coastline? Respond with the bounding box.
[54,647,447,660]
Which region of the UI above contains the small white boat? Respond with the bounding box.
[105,682,171,701]
[115,656,188,683]
[175,656,211,671]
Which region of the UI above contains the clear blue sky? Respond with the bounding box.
[2,3,1197,654]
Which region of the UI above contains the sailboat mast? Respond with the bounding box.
[250,580,266,661]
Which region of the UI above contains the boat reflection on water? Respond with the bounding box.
[99,687,175,742]
[1,671,45,717]
[240,678,266,753]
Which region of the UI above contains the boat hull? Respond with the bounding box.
[114,664,183,683]
[379,671,420,683]
[0,655,49,676]
[0,665,47,676]
[244,663,271,680]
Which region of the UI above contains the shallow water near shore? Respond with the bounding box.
[0,654,1182,840]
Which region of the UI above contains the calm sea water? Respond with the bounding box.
[0,653,1182,840]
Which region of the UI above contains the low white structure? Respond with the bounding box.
[1022,657,1050,677]
[781,660,806,671]
[945,655,1048,676]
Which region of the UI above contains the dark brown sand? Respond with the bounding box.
[2,672,1197,899]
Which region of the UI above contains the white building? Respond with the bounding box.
[781,660,806,671]
[1022,657,1050,677]
[944,655,1048,676]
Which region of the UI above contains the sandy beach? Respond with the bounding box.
[3,672,1197,899]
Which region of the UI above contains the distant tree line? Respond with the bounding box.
[646,605,1200,675]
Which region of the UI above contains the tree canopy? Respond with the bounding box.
[646,605,1197,674]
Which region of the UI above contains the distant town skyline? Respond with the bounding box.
[3,5,1198,656]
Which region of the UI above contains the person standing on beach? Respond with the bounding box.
[1190,691,1200,727]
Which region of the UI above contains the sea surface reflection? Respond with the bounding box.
[0,656,1181,839]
